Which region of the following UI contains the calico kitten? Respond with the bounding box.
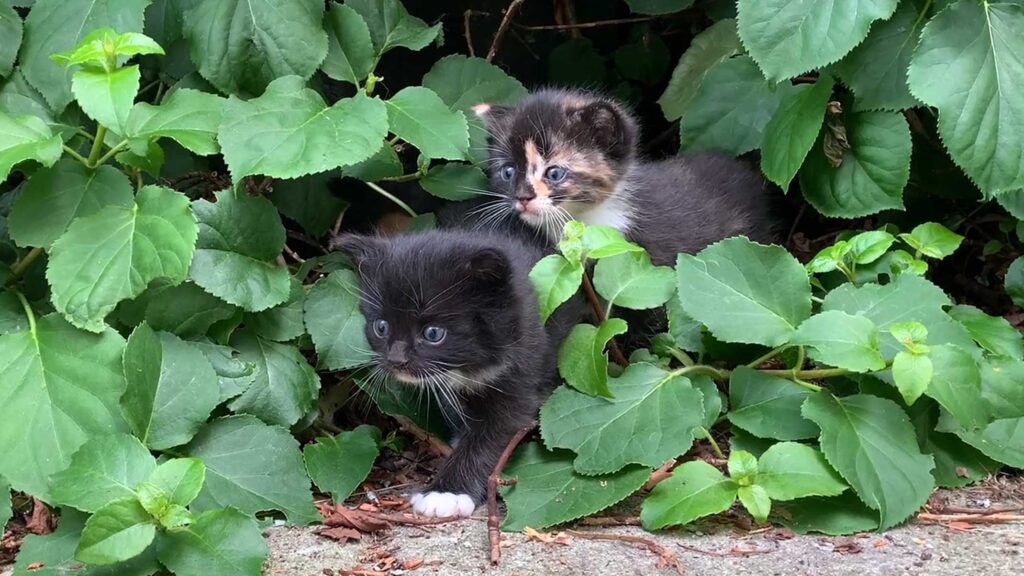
[332,229,584,517]
[473,89,777,265]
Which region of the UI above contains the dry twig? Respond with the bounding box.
[488,422,536,565]
[486,0,528,62]
[644,459,677,490]
[581,273,630,367]
[564,529,684,575]
[394,415,452,457]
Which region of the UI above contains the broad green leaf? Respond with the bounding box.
[755,442,846,501]
[71,65,139,134]
[76,498,155,565]
[0,293,28,336]
[50,29,163,67]
[676,237,811,346]
[0,476,10,531]
[346,0,440,55]
[385,87,469,160]
[641,461,737,529]
[679,55,795,155]
[907,0,1024,193]
[806,241,849,274]
[420,163,487,201]
[219,76,388,180]
[952,417,1024,468]
[899,222,964,259]
[189,341,257,404]
[189,189,289,312]
[183,0,327,96]
[691,375,722,432]
[981,357,1024,419]
[891,351,932,404]
[19,0,148,110]
[244,279,305,342]
[593,252,675,310]
[529,254,584,323]
[48,185,197,332]
[303,426,379,502]
[625,0,694,14]
[779,492,879,535]
[343,141,402,181]
[115,140,163,176]
[49,434,156,513]
[0,3,22,78]
[500,443,649,531]
[948,305,1023,360]
[728,367,818,440]
[658,18,741,122]
[122,324,220,449]
[228,330,320,428]
[911,402,1000,488]
[736,0,898,82]
[761,75,834,188]
[14,510,160,576]
[305,269,373,371]
[126,89,226,156]
[926,345,988,431]
[134,482,172,524]
[422,55,527,113]
[581,225,643,260]
[888,320,928,351]
[183,415,318,524]
[557,319,628,398]
[846,230,896,264]
[148,458,205,507]
[140,282,239,339]
[322,3,375,85]
[541,363,704,474]
[802,393,935,530]
[0,112,62,180]
[832,1,926,111]
[727,450,758,484]
[157,507,268,576]
[666,296,702,353]
[1008,257,1024,307]
[8,159,133,249]
[737,484,770,523]
[268,172,346,237]
[799,111,911,217]
[547,38,606,87]
[0,315,126,499]
[791,311,885,372]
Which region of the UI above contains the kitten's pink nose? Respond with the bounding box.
[516,198,530,212]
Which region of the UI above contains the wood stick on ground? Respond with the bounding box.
[578,516,642,527]
[394,415,452,457]
[486,0,527,62]
[488,422,536,565]
[364,511,464,526]
[644,459,677,491]
[564,529,684,575]
[581,272,629,367]
[917,512,1024,524]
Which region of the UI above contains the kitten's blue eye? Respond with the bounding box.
[422,326,446,344]
[500,164,516,181]
[372,319,389,338]
[545,166,568,183]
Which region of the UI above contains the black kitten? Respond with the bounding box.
[332,229,583,517]
[473,89,778,265]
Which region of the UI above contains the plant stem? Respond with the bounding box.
[5,247,44,287]
[363,181,418,217]
[381,172,423,183]
[62,146,90,167]
[87,126,107,166]
[745,345,790,368]
[13,289,37,337]
[670,364,729,381]
[667,347,694,367]
[760,367,848,379]
[699,427,725,459]
[92,140,129,167]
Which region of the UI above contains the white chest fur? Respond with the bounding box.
[574,190,634,233]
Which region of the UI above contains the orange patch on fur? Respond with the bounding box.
[524,139,551,198]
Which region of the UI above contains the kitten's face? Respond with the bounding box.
[478,91,637,232]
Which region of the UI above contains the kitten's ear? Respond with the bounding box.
[568,101,635,158]
[472,102,511,126]
[465,247,510,284]
[329,234,382,269]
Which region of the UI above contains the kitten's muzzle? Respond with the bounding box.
[386,341,410,366]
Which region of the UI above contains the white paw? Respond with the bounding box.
[409,491,476,517]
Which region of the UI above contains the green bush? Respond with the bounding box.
[0,0,1022,573]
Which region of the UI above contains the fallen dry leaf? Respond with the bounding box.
[27,562,44,570]
[947,521,974,531]
[26,499,55,535]
[322,505,389,533]
[401,559,424,570]
[523,527,571,545]
[319,527,362,543]
[873,538,887,548]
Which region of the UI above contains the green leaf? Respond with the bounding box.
[303,426,380,502]
[385,86,469,160]
[580,225,644,260]
[126,88,226,156]
[529,254,584,323]
[802,393,935,530]
[116,140,164,176]
[183,0,327,96]
[189,189,289,312]
[806,241,849,274]
[148,458,205,507]
[219,76,388,180]
[761,75,834,188]
[51,29,164,67]
[891,351,932,405]
[268,172,346,237]
[122,324,220,449]
[778,492,879,535]
[189,341,257,404]
[304,269,373,371]
[666,296,703,353]
[728,367,818,440]
[228,330,320,428]
[0,112,62,180]
[641,461,737,529]
[157,507,268,576]
[346,0,440,55]
[48,185,197,332]
[676,237,811,346]
[952,417,1024,468]
[141,282,239,339]
[420,163,487,201]
[72,65,139,134]
[0,315,126,499]
[76,497,155,565]
[422,55,527,113]
[499,443,649,531]
[1008,257,1024,307]
[912,403,999,488]
[799,110,911,217]
[0,476,10,531]
[19,0,148,110]
[846,230,896,264]
[593,252,675,310]
[322,3,375,86]
[981,357,1024,419]
[737,484,771,523]
[49,434,156,513]
[899,222,964,259]
[625,0,694,15]
[658,19,741,122]
[546,38,606,87]
[244,279,305,343]
[755,442,846,501]
[679,55,795,155]
[926,345,988,431]
[736,0,898,82]
[0,3,23,78]
[832,1,925,111]
[907,0,1024,193]
[557,319,628,398]
[541,363,704,474]
[343,143,402,181]
[791,310,885,372]
[727,450,758,484]
[184,415,318,524]
[948,305,1023,360]
[9,159,133,249]
[691,375,722,432]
